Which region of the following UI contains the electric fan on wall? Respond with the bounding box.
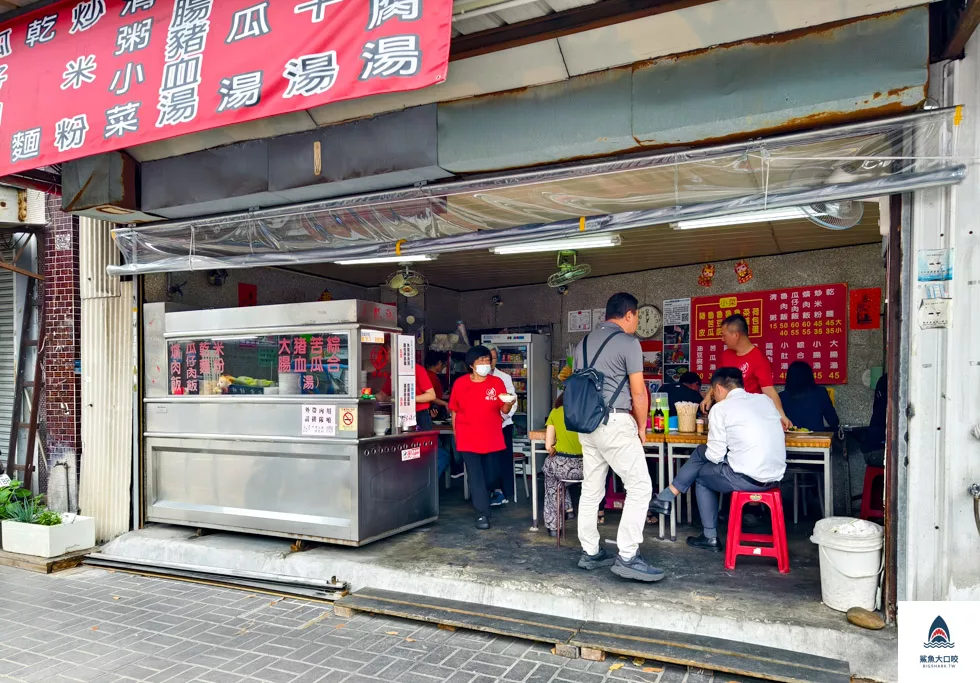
[547,251,591,288]
[384,265,427,298]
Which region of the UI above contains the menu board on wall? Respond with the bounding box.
[691,284,848,384]
[662,298,691,383]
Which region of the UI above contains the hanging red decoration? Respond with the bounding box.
[698,264,716,288]
[734,259,754,284]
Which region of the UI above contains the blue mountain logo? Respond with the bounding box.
[924,615,955,648]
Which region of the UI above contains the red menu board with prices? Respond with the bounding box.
[691,284,848,385]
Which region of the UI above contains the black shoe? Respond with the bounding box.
[648,498,672,516]
[686,534,722,552]
[548,529,558,537]
[577,547,616,570]
[475,515,490,530]
[565,511,576,522]
[611,553,666,582]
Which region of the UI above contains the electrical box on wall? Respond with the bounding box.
[0,185,46,227]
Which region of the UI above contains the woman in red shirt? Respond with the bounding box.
[449,345,515,529]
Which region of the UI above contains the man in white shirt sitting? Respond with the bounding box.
[648,367,787,551]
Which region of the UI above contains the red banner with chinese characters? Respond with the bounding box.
[691,284,848,385]
[0,0,452,176]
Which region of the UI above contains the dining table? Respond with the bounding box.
[663,430,834,541]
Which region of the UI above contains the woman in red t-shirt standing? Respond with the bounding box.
[449,345,516,529]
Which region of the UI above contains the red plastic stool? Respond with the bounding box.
[725,489,790,573]
[860,466,885,521]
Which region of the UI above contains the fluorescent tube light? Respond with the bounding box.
[335,254,436,265]
[490,234,622,255]
[672,207,813,230]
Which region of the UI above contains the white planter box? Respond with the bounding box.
[1,517,95,558]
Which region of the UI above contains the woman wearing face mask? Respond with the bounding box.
[449,345,516,529]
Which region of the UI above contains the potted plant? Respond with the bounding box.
[0,483,95,558]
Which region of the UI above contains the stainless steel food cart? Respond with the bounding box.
[142,300,438,546]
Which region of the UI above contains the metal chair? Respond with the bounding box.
[555,478,583,547]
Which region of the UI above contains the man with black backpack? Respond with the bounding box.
[566,293,663,582]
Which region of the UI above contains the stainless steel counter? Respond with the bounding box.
[141,301,439,546]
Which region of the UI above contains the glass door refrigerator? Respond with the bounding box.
[480,333,551,446]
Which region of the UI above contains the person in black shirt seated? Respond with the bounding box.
[778,361,840,433]
[861,374,887,467]
[662,372,704,416]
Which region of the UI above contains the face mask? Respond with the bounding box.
[475,365,492,377]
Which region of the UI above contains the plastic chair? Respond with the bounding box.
[860,466,885,521]
[725,489,790,573]
[513,450,530,502]
[555,478,582,547]
[786,467,824,524]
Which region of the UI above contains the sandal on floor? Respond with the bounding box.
[597,510,606,525]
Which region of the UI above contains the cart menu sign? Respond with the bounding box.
[691,283,848,385]
[0,0,453,177]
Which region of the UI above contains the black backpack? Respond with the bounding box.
[564,331,629,434]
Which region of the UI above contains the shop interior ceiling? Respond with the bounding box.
[296,206,884,291]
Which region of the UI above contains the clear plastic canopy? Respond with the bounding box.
[109,108,968,276]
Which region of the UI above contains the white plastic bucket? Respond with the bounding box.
[809,516,883,612]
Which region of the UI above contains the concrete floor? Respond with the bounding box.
[101,485,897,681]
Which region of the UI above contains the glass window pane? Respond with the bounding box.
[168,332,350,396]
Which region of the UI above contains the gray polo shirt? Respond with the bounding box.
[573,321,643,411]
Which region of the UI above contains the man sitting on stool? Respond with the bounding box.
[648,367,786,551]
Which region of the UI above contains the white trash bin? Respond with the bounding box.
[809,516,883,612]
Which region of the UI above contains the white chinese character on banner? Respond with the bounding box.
[71,0,107,34]
[121,0,155,16]
[217,71,263,111]
[813,352,821,359]
[166,22,210,61]
[25,15,57,47]
[10,128,42,163]
[116,18,154,55]
[797,341,805,349]
[0,65,7,91]
[360,35,421,79]
[171,0,213,28]
[826,310,835,318]
[294,0,342,23]
[156,87,199,126]
[227,2,271,43]
[54,114,89,152]
[0,28,11,58]
[368,0,421,30]
[830,362,839,370]
[283,51,339,97]
[813,362,822,370]
[826,288,835,296]
[61,55,98,90]
[829,351,838,359]
[104,101,141,138]
[109,62,145,96]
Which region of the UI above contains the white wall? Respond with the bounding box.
[903,39,980,600]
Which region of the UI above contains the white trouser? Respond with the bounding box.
[577,412,652,560]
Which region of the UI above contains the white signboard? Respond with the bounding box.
[397,335,416,375]
[301,404,336,436]
[663,298,691,326]
[360,329,386,344]
[568,310,592,333]
[592,308,606,328]
[397,334,417,426]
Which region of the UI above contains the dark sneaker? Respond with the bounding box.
[686,534,722,552]
[475,515,490,530]
[489,491,506,507]
[577,547,616,570]
[548,529,558,538]
[648,498,672,516]
[611,553,666,582]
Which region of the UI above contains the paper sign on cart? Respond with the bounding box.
[568,310,592,333]
[301,404,336,436]
[401,447,421,462]
[338,407,358,432]
[360,329,386,344]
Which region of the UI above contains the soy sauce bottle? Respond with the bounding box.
[653,404,666,434]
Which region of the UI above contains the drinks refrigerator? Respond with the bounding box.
[480,333,551,443]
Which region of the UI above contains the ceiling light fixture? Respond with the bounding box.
[671,207,817,230]
[490,234,622,255]
[335,255,436,265]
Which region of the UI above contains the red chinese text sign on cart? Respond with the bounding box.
[0,0,453,177]
[691,283,848,385]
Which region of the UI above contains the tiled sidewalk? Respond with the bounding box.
[0,565,705,683]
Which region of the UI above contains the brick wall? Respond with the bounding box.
[41,194,81,494]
